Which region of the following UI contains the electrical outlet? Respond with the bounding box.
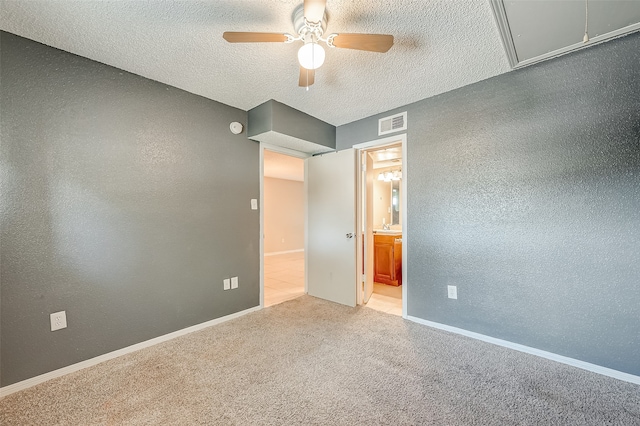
[447,285,458,299]
[231,276,238,289]
[50,311,67,331]
[223,278,231,290]
[250,199,258,210]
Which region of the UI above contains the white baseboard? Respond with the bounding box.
[406,315,640,385]
[264,249,304,257]
[0,305,262,398]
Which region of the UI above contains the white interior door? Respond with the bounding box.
[306,149,356,307]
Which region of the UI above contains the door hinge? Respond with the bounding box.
[362,274,366,283]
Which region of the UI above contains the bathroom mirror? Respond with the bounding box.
[391,180,400,225]
[373,165,402,229]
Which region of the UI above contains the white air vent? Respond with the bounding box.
[378,112,407,136]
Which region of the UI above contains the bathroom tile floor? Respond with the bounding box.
[366,283,402,316]
[264,251,305,307]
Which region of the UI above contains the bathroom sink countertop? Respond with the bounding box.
[373,229,403,235]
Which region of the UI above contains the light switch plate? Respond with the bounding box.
[447,285,457,299]
[223,279,231,290]
[231,276,238,289]
[251,199,258,210]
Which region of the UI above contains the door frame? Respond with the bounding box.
[354,134,408,318]
[259,143,310,308]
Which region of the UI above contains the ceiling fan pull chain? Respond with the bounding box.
[583,0,589,43]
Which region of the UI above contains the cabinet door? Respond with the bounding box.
[394,239,402,286]
[374,242,395,285]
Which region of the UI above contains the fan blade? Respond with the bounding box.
[304,0,326,24]
[299,67,315,87]
[223,32,287,43]
[331,33,394,53]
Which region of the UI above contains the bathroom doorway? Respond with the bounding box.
[261,147,307,307]
[356,136,406,317]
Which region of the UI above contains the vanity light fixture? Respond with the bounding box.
[377,169,402,182]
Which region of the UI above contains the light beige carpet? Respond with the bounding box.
[1,295,639,425]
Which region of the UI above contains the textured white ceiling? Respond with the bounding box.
[0,0,512,126]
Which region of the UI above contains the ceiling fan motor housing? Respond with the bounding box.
[292,3,327,38]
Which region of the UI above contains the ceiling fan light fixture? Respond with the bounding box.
[298,42,325,70]
[223,1,394,87]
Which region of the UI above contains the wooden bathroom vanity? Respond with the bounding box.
[373,232,402,286]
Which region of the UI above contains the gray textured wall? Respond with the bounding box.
[0,32,260,386]
[337,33,640,376]
[270,100,335,149]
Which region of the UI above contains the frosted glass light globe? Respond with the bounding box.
[298,43,325,70]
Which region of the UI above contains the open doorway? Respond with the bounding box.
[356,136,406,317]
[261,148,306,307]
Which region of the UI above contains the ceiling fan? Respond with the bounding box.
[223,0,394,88]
